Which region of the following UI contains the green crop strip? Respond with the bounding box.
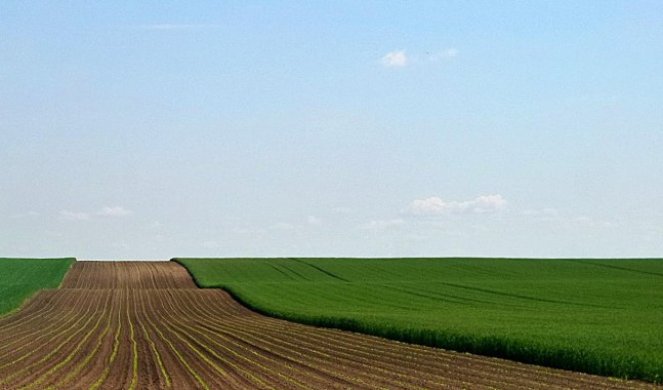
[0,258,75,316]
[176,257,663,383]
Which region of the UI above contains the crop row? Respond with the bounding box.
[61,261,196,289]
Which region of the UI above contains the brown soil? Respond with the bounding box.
[0,261,658,389]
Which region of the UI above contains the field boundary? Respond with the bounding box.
[56,258,77,289]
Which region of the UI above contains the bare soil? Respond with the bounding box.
[0,261,657,389]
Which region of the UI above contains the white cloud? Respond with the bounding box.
[269,222,295,231]
[10,211,40,219]
[232,227,253,234]
[471,195,507,212]
[572,216,617,229]
[522,208,559,218]
[332,207,352,215]
[381,50,408,67]
[59,210,91,221]
[97,206,133,217]
[359,218,405,232]
[267,217,321,231]
[133,24,219,31]
[408,194,507,216]
[45,230,63,237]
[59,206,131,221]
[429,48,458,61]
[521,208,617,229]
[381,48,457,68]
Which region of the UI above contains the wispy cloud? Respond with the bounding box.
[59,206,132,221]
[268,216,321,231]
[428,48,458,62]
[381,48,458,68]
[332,207,352,215]
[10,211,40,219]
[359,218,405,232]
[521,208,618,230]
[381,50,408,67]
[306,215,322,226]
[97,206,133,217]
[59,210,91,221]
[269,222,295,231]
[572,216,617,228]
[521,208,560,220]
[522,208,559,217]
[408,194,507,216]
[131,24,220,31]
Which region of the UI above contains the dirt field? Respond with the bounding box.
[0,262,657,389]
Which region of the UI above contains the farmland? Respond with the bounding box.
[0,257,74,315]
[0,261,653,388]
[176,257,663,383]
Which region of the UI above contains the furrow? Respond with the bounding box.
[0,290,99,373]
[0,291,106,387]
[159,289,311,389]
[26,292,112,389]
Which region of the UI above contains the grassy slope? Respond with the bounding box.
[176,257,663,383]
[0,258,75,315]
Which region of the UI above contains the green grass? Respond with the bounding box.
[0,258,75,315]
[175,257,663,383]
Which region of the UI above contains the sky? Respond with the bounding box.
[1,1,662,259]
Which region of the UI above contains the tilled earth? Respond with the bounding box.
[0,261,658,389]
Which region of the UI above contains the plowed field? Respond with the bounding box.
[0,262,656,389]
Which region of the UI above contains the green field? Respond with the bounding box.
[0,258,75,315]
[176,257,663,383]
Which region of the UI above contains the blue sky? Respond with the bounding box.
[2,1,662,259]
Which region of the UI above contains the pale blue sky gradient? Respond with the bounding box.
[2,1,662,259]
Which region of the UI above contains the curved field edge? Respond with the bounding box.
[173,257,663,384]
[0,257,76,317]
